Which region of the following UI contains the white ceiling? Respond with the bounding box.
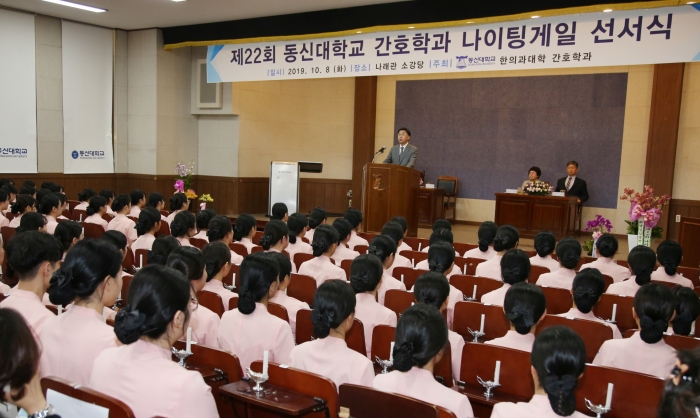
[0,0,407,31]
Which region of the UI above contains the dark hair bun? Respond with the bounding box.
[114,308,147,344]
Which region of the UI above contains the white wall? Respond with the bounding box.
[35,15,63,173]
[114,30,128,173]
[198,116,239,177]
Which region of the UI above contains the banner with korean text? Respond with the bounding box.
[208,5,700,83]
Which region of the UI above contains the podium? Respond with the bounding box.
[362,163,421,237]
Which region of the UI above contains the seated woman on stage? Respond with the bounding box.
[579,234,630,283]
[593,283,676,379]
[529,231,559,273]
[536,238,581,290]
[167,247,220,348]
[368,235,405,305]
[475,225,519,280]
[218,252,295,370]
[463,221,498,260]
[268,251,309,340]
[170,211,196,247]
[90,265,218,418]
[491,326,588,418]
[84,196,109,231]
[233,213,259,254]
[413,272,465,383]
[131,207,162,254]
[669,286,700,336]
[202,241,237,310]
[40,240,121,385]
[306,207,327,243]
[350,254,397,358]
[415,229,460,276]
[606,246,656,297]
[486,283,546,352]
[557,268,622,339]
[331,218,361,266]
[373,304,473,418]
[290,279,374,390]
[652,240,693,288]
[207,215,243,265]
[521,166,541,189]
[193,209,215,241]
[299,224,346,287]
[481,249,530,306]
[286,213,313,263]
[260,219,289,254]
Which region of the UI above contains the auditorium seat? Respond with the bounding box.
[345,319,366,356]
[538,286,573,315]
[133,249,149,269]
[294,253,314,271]
[354,244,368,254]
[197,290,225,318]
[592,294,637,333]
[340,259,352,280]
[452,257,469,276]
[296,310,365,356]
[357,232,377,243]
[404,237,430,252]
[651,280,681,290]
[159,210,170,218]
[452,242,477,257]
[677,266,700,287]
[228,242,247,257]
[391,267,428,290]
[339,384,441,418]
[67,200,80,211]
[61,209,71,219]
[287,273,317,307]
[528,265,550,282]
[190,237,207,250]
[229,298,238,311]
[536,315,613,362]
[622,329,700,351]
[253,230,263,245]
[449,275,502,301]
[101,213,112,223]
[463,258,487,276]
[268,301,290,323]
[81,222,104,239]
[121,247,134,272]
[72,209,87,222]
[41,376,136,418]
[401,250,429,267]
[222,263,239,289]
[154,220,170,237]
[1,226,15,249]
[371,324,395,365]
[602,274,614,291]
[121,274,133,304]
[384,289,415,318]
[453,301,509,342]
[616,259,629,268]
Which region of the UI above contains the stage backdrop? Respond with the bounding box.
[394,73,627,209]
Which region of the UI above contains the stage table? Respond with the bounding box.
[494,193,580,239]
[417,187,446,229]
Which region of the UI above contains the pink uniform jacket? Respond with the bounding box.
[377,269,407,305]
[557,307,622,339]
[45,215,58,235]
[389,253,413,275]
[189,305,220,348]
[85,213,108,231]
[354,293,397,357]
[286,238,313,265]
[485,330,535,352]
[480,283,511,306]
[579,257,630,283]
[491,394,589,418]
[463,246,497,260]
[269,291,310,340]
[536,268,577,290]
[202,280,237,311]
[192,230,209,242]
[347,231,368,250]
[298,255,347,287]
[290,337,375,390]
[131,233,156,255]
[128,206,141,217]
[474,255,503,280]
[107,214,138,244]
[373,367,474,418]
[90,339,218,418]
[650,267,694,288]
[165,209,182,226]
[448,330,465,383]
[237,237,259,255]
[593,331,676,379]
[39,305,118,386]
[333,243,360,266]
[217,302,295,370]
[0,289,55,336]
[529,255,559,273]
[605,276,642,297]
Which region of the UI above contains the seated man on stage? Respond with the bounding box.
[383,127,418,168]
[556,160,589,204]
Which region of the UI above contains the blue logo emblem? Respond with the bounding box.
[71,150,79,159]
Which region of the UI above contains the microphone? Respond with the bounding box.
[371,146,387,163]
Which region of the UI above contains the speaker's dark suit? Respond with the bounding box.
[556,177,589,204]
[383,144,418,168]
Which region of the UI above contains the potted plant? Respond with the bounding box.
[174,161,198,210]
[199,194,214,212]
[523,180,553,196]
[619,185,670,252]
[582,215,613,256]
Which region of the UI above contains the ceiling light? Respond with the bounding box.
[171,0,187,2]
[357,31,362,33]
[603,9,613,12]
[408,26,414,28]
[42,0,106,12]
[688,1,696,4]
[531,15,540,18]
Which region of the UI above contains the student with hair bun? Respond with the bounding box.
[9,195,36,228]
[260,219,289,253]
[166,193,189,225]
[271,202,288,222]
[331,218,361,266]
[99,189,115,216]
[415,230,461,276]
[652,240,693,288]
[0,189,10,227]
[170,211,196,247]
[299,224,346,286]
[16,212,47,233]
[529,231,559,273]
[557,269,622,339]
[107,194,137,244]
[579,234,630,283]
[536,238,581,290]
[286,212,313,261]
[269,251,309,340]
[669,286,700,336]
[658,347,700,418]
[40,193,61,234]
[39,240,121,385]
[53,221,83,259]
[207,215,243,265]
[167,247,220,348]
[90,265,218,418]
[344,208,368,250]
[53,192,69,221]
[420,228,458,256]
[202,241,237,310]
[147,235,180,266]
[193,209,216,242]
[481,249,531,306]
[381,222,412,274]
[350,254,397,357]
[373,304,473,418]
[233,213,259,254]
[74,188,96,211]
[432,219,452,232]
[463,221,498,260]
[390,216,412,253]
[131,207,162,254]
[129,189,146,217]
[487,283,546,352]
[413,272,465,382]
[306,207,327,243]
[146,192,168,222]
[422,241,463,328]
[606,245,657,297]
[218,252,294,369]
[84,196,109,231]
[594,283,676,378]
[290,279,374,390]
[101,230,129,264]
[491,326,588,418]
[475,225,519,280]
[367,235,406,306]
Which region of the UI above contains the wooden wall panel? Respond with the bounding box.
[352,76,376,211]
[667,199,700,240]
[197,175,238,215]
[299,179,351,214]
[235,177,269,214]
[645,63,685,238]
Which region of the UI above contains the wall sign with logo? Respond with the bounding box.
[207,5,700,83]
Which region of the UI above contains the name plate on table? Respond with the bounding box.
[552,192,565,197]
[505,189,518,194]
[425,184,435,189]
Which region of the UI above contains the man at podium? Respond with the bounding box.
[383,127,418,168]
[556,160,589,204]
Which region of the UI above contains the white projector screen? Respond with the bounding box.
[0,10,37,173]
[62,21,114,174]
[269,162,300,215]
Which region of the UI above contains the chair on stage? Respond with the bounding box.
[197,290,225,318]
[437,176,458,223]
[339,384,441,418]
[287,273,317,307]
[452,301,509,342]
[392,267,428,290]
[384,289,415,318]
[536,315,613,362]
[592,294,637,333]
[449,275,503,301]
[538,286,573,315]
